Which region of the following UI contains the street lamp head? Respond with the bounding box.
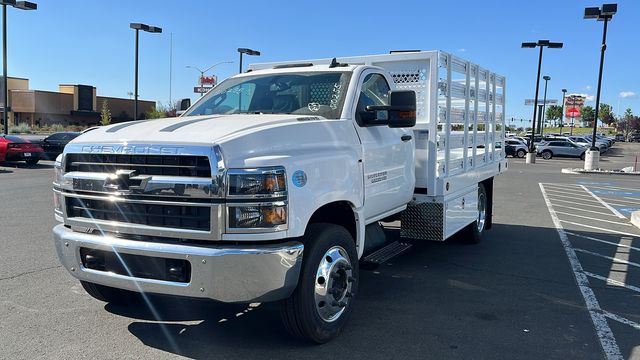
[547,42,563,48]
[601,3,617,16]
[562,88,567,93]
[521,42,537,48]
[238,48,260,56]
[584,7,601,19]
[15,1,37,10]
[585,4,617,20]
[130,23,162,33]
[147,26,162,33]
[543,76,551,81]
[537,40,550,46]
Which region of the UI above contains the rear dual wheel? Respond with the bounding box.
[281,223,358,343]
[465,184,487,244]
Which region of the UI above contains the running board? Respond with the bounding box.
[362,241,412,265]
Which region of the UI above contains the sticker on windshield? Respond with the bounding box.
[308,102,320,112]
[330,83,342,110]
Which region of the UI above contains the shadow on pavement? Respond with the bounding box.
[103,224,637,359]
[0,161,54,169]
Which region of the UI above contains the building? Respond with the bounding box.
[2,76,156,127]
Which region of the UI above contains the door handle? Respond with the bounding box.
[401,135,412,142]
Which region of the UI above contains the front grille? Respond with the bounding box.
[65,154,211,177]
[66,197,211,231]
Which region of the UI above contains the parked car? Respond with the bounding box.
[630,134,640,142]
[504,139,527,158]
[567,136,608,152]
[40,132,80,160]
[536,140,586,160]
[615,133,625,142]
[0,134,44,165]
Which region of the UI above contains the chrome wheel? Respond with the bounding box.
[477,190,486,233]
[314,245,354,323]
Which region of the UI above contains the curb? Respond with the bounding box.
[561,168,640,176]
[632,211,640,230]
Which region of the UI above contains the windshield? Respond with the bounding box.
[185,71,352,119]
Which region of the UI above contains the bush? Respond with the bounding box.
[51,123,65,133]
[10,122,32,134]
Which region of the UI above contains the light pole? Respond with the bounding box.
[237,48,260,74]
[540,75,550,137]
[186,61,233,97]
[130,23,162,121]
[2,0,36,134]
[560,89,567,135]
[521,40,563,163]
[584,4,617,170]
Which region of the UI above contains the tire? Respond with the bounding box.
[280,223,359,344]
[516,149,526,158]
[80,280,138,304]
[580,152,586,160]
[464,184,487,244]
[542,151,552,160]
[25,159,39,165]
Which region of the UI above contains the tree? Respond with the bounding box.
[100,100,112,126]
[598,103,615,126]
[545,105,563,126]
[615,109,640,140]
[581,105,595,127]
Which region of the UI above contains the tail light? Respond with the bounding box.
[7,143,20,149]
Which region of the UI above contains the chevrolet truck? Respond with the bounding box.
[52,51,507,343]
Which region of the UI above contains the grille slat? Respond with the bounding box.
[65,154,211,178]
[66,197,211,231]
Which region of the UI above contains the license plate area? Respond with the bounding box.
[79,248,192,283]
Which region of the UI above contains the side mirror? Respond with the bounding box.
[364,90,416,128]
[179,98,191,111]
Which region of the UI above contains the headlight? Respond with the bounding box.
[54,154,64,186]
[227,167,286,198]
[228,203,287,229]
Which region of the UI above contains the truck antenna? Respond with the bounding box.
[329,58,348,68]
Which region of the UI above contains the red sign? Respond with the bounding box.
[199,75,217,86]
[566,107,581,117]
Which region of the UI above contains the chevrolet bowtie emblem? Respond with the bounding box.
[104,169,148,192]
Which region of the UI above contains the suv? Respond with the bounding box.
[537,140,586,160]
[504,139,527,158]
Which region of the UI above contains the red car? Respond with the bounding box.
[0,135,44,165]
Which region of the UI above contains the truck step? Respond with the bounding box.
[362,241,412,265]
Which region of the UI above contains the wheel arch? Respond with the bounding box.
[305,201,364,258]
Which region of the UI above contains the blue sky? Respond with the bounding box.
[7,0,639,127]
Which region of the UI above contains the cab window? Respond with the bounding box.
[355,73,390,125]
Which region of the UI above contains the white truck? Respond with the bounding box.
[52,50,507,343]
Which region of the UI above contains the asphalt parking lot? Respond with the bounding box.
[1,143,639,359]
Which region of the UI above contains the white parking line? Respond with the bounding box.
[543,188,596,197]
[552,199,621,210]
[603,310,640,331]
[546,193,602,203]
[584,272,640,293]
[573,248,640,268]
[539,183,622,359]
[552,205,620,217]
[554,211,633,226]
[565,231,640,252]
[584,184,640,192]
[580,185,626,219]
[593,197,640,205]
[559,220,640,238]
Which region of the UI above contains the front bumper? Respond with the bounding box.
[53,224,304,303]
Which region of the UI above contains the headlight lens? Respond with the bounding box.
[228,203,287,228]
[228,168,286,197]
[54,154,64,186]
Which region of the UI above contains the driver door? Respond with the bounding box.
[352,71,415,222]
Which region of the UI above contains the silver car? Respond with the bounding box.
[567,136,607,152]
[536,140,586,160]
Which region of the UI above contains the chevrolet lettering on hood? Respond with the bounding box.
[80,144,184,155]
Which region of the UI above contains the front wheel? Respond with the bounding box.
[280,223,358,343]
[542,151,552,160]
[516,149,526,158]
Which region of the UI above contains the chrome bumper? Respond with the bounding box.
[53,224,304,303]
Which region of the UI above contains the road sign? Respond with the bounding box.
[193,86,212,94]
[525,99,558,106]
[199,75,217,86]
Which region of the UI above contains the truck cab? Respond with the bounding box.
[52,51,506,343]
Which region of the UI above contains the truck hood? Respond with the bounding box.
[71,114,326,146]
